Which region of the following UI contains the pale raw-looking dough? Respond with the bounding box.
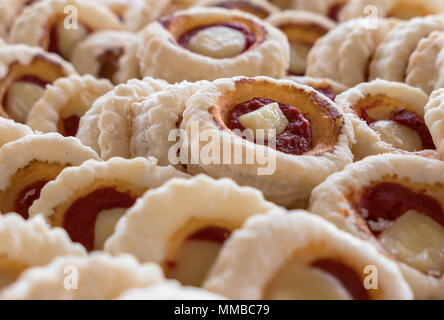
[293,0,348,18]
[203,209,413,300]
[105,174,276,264]
[0,213,85,291]
[138,7,289,83]
[71,31,138,84]
[309,153,444,299]
[195,0,279,18]
[306,18,396,87]
[0,118,33,148]
[335,79,430,160]
[0,0,32,38]
[339,0,444,22]
[9,0,122,59]
[27,75,113,135]
[0,253,165,299]
[425,89,444,161]
[180,76,354,208]
[117,281,225,300]
[124,0,170,31]
[76,77,168,160]
[113,31,144,84]
[406,31,444,95]
[370,15,444,82]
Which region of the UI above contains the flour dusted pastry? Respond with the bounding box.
[123,0,170,31]
[71,31,139,84]
[195,0,279,19]
[204,209,412,300]
[76,77,168,159]
[370,15,444,82]
[9,0,122,60]
[1,253,164,299]
[335,79,433,160]
[406,31,444,94]
[0,45,77,122]
[180,76,354,208]
[27,75,113,137]
[286,76,347,101]
[117,281,225,300]
[306,18,396,87]
[339,0,444,22]
[29,157,189,251]
[425,89,444,161]
[0,214,85,291]
[268,10,336,75]
[0,133,98,219]
[138,7,289,82]
[0,118,33,148]
[106,175,276,286]
[294,0,348,20]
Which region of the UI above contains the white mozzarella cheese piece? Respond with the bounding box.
[370,120,423,152]
[94,207,127,250]
[56,21,89,59]
[289,42,310,75]
[6,81,45,123]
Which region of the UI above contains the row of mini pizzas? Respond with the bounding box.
[0,153,442,300]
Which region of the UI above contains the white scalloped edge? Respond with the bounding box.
[0,118,33,148]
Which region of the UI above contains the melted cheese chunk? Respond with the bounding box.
[289,42,310,75]
[379,210,444,274]
[238,102,289,140]
[168,240,223,287]
[56,21,89,59]
[187,26,246,59]
[370,120,423,152]
[6,81,45,123]
[94,207,127,250]
[264,259,352,300]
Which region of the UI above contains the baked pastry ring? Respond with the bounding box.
[123,0,169,31]
[0,0,35,38]
[1,253,164,300]
[29,157,189,251]
[9,0,122,60]
[203,209,412,300]
[27,75,113,137]
[76,77,168,160]
[0,118,33,148]
[117,281,225,300]
[339,0,444,22]
[306,18,396,87]
[406,31,444,94]
[335,79,434,160]
[0,45,77,123]
[267,10,336,76]
[71,31,139,84]
[138,7,289,82]
[309,154,444,299]
[286,76,348,101]
[195,0,279,19]
[0,133,98,219]
[105,175,276,287]
[180,76,354,208]
[425,89,444,161]
[294,0,349,20]
[0,213,85,291]
[113,34,144,84]
[370,15,444,82]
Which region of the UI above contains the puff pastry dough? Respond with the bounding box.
[196,0,279,19]
[0,118,33,148]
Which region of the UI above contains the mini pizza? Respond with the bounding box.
[123,0,170,31]
[117,281,225,300]
[195,0,279,19]
[286,76,348,101]
[29,157,189,251]
[335,79,433,160]
[370,15,444,82]
[309,154,444,299]
[0,118,33,148]
[294,0,349,21]
[0,45,77,123]
[307,18,397,87]
[105,175,276,287]
[0,214,85,291]
[76,77,168,159]
[0,253,164,299]
[339,0,444,22]
[267,10,336,76]
[425,89,444,161]
[26,75,113,137]
[406,31,444,94]
[179,76,354,208]
[138,7,289,82]
[9,0,122,60]
[0,133,99,219]
[71,31,139,84]
[203,209,413,300]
